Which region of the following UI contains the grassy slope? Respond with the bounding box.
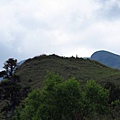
[1,54,120,119]
[16,54,120,89]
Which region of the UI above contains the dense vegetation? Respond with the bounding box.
[0,58,30,120]
[16,54,120,89]
[0,54,120,120]
[12,72,120,120]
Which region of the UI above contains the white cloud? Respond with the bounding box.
[0,0,120,69]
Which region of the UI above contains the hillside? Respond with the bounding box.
[15,54,120,89]
[1,54,120,119]
[91,50,120,69]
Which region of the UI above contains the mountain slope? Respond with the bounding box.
[91,50,120,69]
[15,54,120,89]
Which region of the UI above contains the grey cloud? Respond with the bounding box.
[0,44,18,70]
[0,30,28,69]
[96,0,120,20]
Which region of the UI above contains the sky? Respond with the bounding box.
[0,0,120,69]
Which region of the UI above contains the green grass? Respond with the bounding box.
[1,54,120,119]
[15,54,120,89]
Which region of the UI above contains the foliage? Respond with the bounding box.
[15,54,120,90]
[104,82,120,119]
[84,80,109,118]
[104,81,120,104]
[0,58,30,120]
[12,73,110,120]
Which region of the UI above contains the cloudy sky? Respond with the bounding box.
[0,0,120,69]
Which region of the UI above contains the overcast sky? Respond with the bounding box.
[0,0,120,69]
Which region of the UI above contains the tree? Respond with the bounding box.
[12,72,83,120]
[84,80,109,119]
[0,58,30,120]
[104,81,120,104]
[3,58,17,81]
[12,73,110,120]
[104,81,120,119]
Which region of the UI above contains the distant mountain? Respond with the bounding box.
[91,50,120,69]
[17,60,26,67]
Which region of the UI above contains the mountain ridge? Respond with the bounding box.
[91,50,120,69]
[14,54,120,89]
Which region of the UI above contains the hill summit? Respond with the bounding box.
[15,54,120,89]
[91,50,120,69]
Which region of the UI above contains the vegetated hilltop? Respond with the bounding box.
[91,50,120,69]
[15,54,120,89]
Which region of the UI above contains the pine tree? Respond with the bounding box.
[0,58,30,120]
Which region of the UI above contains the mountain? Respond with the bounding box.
[1,54,120,119]
[17,60,26,66]
[1,54,120,118]
[15,54,120,89]
[91,50,120,69]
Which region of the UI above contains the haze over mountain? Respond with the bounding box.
[91,50,120,69]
